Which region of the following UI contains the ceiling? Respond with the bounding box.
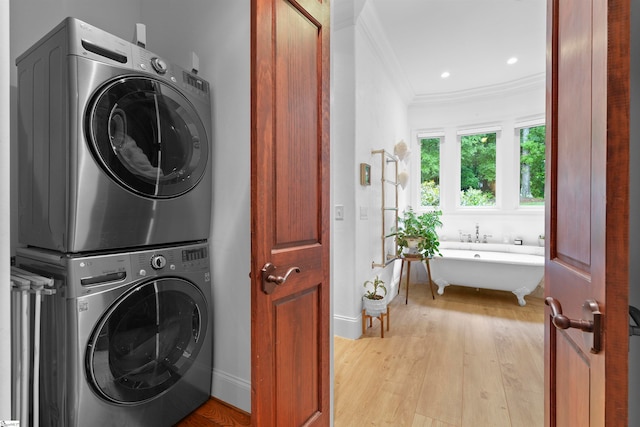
[366,0,547,100]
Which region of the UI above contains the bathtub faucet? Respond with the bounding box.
[475,223,481,243]
[459,230,472,242]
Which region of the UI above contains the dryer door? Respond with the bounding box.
[86,277,209,404]
[87,76,209,198]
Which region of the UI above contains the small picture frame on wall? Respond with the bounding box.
[360,163,371,186]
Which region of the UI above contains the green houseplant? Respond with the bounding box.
[396,208,443,258]
[362,275,387,316]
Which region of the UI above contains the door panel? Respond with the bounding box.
[545,0,629,425]
[274,0,320,247]
[251,0,330,425]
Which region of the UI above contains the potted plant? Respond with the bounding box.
[538,234,545,247]
[396,208,443,258]
[362,275,387,316]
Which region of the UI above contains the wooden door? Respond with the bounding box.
[545,0,629,425]
[250,0,330,425]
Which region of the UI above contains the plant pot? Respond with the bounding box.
[405,237,423,249]
[363,296,387,317]
[403,237,423,256]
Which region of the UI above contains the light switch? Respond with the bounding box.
[360,206,368,220]
[335,205,344,220]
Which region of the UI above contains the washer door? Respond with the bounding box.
[87,76,209,198]
[86,278,209,404]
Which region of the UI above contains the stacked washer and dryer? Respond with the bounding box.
[14,17,214,426]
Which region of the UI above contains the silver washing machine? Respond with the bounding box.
[16,17,212,253]
[16,242,213,427]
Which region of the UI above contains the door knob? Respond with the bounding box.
[545,297,602,353]
[261,263,301,295]
[630,305,640,337]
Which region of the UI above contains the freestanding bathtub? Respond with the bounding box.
[428,244,545,306]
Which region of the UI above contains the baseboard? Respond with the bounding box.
[333,313,362,339]
[211,368,251,413]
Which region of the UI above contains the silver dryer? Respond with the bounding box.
[16,17,213,253]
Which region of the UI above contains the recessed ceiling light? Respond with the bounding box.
[441,71,450,79]
[507,57,518,65]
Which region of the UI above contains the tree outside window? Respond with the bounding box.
[519,125,546,206]
[460,133,496,206]
[420,137,440,207]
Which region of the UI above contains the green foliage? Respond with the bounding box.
[420,138,441,207]
[396,208,442,258]
[421,180,440,206]
[460,187,495,206]
[420,138,440,184]
[520,125,546,201]
[363,275,387,300]
[460,133,496,204]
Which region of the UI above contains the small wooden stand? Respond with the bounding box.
[398,255,435,304]
[361,306,390,338]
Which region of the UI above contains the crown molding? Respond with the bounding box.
[357,2,414,103]
[410,73,546,106]
[334,0,545,107]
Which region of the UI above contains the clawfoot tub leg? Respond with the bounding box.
[434,278,449,295]
[512,286,531,306]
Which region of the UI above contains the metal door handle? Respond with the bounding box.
[545,297,602,353]
[261,263,300,295]
[630,305,640,337]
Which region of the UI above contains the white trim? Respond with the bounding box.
[416,129,445,139]
[0,0,11,419]
[211,369,251,413]
[515,116,546,129]
[457,125,502,136]
[411,73,545,106]
[358,3,413,103]
[333,314,362,340]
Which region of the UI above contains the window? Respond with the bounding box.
[460,132,496,206]
[519,125,546,206]
[420,137,440,207]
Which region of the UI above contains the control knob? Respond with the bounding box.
[150,57,168,74]
[150,254,167,270]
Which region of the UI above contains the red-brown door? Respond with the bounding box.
[250,0,330,425]
[545,0,629,425]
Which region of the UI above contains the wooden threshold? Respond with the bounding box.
[175,396,251,427]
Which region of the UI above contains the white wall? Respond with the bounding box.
[140,0,251,412]
[0,0,11,420]
[332,1,409,339]
[332,22,358,337]
[8,0,251,413]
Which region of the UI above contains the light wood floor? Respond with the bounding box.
[334,281,545,427]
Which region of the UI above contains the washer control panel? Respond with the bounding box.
[60,243,210,295]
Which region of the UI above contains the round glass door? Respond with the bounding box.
[86,278,208,404]
[87,76,209,198]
